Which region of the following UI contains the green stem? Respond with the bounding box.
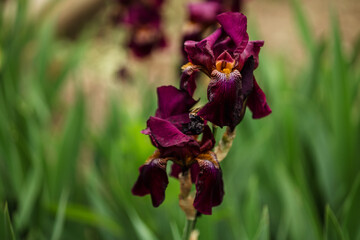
[182,216,197,240]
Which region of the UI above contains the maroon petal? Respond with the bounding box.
[200,125,215,152]
[180,66,199,97]
[184,28,223,73]
[155,86,197,120]
[198,70,244,129]
[188,2,222,24]
[170,162,183,178]
[238,40,264,70]
[191,152,224,215]
[240,56,255,96]
[145,116,200,158]
[247,77,272,119]
[216,12,249,55]
[132,156,169,207]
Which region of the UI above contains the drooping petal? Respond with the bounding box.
[216,12,249,55]
[170,162,183,178]
[198,70,244,129]
[191,151,224,215]
[188,2,222,25]
[247,77,272,119]
[240,56,255,96]
[200,125,215,152]
[144,116,200,158]
[132,155,169,207]
[155,85,197,120]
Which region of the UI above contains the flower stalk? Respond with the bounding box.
[215,127,236,162]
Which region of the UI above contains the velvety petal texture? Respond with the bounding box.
[156,85,197,121]
[132,156,169,207]
[247,77,272,119]
[191,152,224,215]
[198,70,244,129]
[216,12,249,55]
[143,117,200,158]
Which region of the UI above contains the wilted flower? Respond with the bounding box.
[182,12,271,129]
[132,86,224,214]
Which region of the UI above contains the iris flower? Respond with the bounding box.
[113,0,167,57]
[132,86,224,214]
[181,12,271,129]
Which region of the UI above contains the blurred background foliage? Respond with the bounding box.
[0,0,360,239]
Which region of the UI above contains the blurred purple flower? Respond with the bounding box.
[113,1,167,58]
[182,12,271,129]
[132,85,224,214]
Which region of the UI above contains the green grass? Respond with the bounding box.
[1,0,360,239]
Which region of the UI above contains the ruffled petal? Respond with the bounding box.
[247,77,272,119]
[132,155,169,207]
[144,116,200,158]
[155,86,197,120]
[191,151,224,215]
[238,40,264,70]
[184,28,223,73]
[216,12,249,55]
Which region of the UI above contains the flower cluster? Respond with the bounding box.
[132,86,224,214]
[113,0,167,58]
[132,12,271,215]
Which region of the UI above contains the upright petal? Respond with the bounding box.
[132,155,169,207]
[238,40,264,70]
[216,12,249,54]
[191,151,224,215]
[155,86,197,120]
[247,77,272,119]
[184,28,223,73]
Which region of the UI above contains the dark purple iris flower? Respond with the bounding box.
[113,1,167,58]
[181,12,271,129]
[132,86,224,214]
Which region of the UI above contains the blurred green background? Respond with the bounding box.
[0,0,360,239]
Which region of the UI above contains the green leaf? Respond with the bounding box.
[325,205,345,240]
[3,203,16,240]
[50,189,69,240]
[126,207,157,240]
[290,0,315,52]
[47,203,122,237]
[254,206,270,240]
